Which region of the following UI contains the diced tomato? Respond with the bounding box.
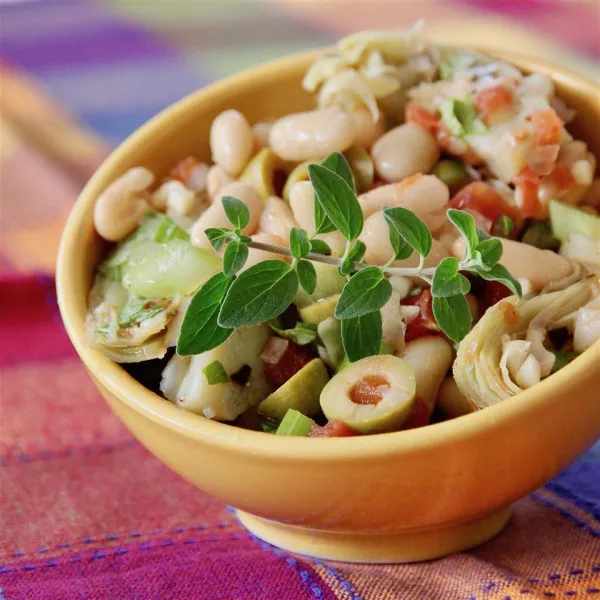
[261,338,314,387]
[514,166,541,219]
[308,420,357,438]
[405,101,439,134]
[169,156,202,182]
[403,397,430,430]
[473,85,514,123]
[450,181,521,223]
[552,163,576,192]
[402,289,441,342]
[480,280,512,313]
[530,108,563,146]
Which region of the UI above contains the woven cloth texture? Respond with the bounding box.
[1,1,599,598]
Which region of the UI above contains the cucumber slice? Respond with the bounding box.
[123,239,221,298]
[549,200,600,243]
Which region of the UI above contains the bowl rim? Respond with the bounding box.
[57,44,600,460]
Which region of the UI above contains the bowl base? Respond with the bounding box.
[237,506,512,563]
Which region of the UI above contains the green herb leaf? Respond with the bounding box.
[473,263,522,298]
[276,409,315,436]
[223,241,249,277]
[218,260,299,328]
[177,273,233,356]
[492,215,514,238]
[347,239,366,263]
[432,294,472,343]
[289,227,311,259]
[238,234,253,244]
[440,95,487,138]
[202,360,230,385]
[308,163,363,241]
[339,240,366,276]
[205,227,234,251]
[268,321,318,345]
[447,209,478,260]
[320,152,355,192]
[313,199,337,236]
[154,215,190,243]
[118,296,169,328]
[335,267,392,319]
[222,196,250,230]
[341,310,382,362]
[476,238,503,269]
[431,257,470,298]
[383,207,432,258]
[440,53,477,79]
[296,259,317,295]
[309,239,332,255]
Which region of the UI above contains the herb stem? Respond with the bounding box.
[246,241,342,266]
[244,240,439,280]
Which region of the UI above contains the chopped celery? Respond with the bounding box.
[492,215,514,238]
[154,216,190,243]
[100,212,184,278]
[549,200,600,243]
[275,409,315,436]
[202,360,230,385]
[123,239,221,298]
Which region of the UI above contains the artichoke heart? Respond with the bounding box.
[454,277,599,408]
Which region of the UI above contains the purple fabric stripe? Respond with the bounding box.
[544,461,600,522]
[0,22,173,71]
[0,533,337,600]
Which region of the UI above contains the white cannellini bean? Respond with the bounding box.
[318,231,347,257]
[437,377,472,418]
[452,237,573,292]
[259,196,298,240]
[401,336,454,413]
[348,106,386,150]
[252,121,273,152]
[371,123,440,182]
[573,305,600,353]
[191,181,261,249]
[210,109,254,177]
[186,162,210,193]
[152,180,196,216]
[206,164,234,199]
[244,232,289,270]
[269,107,355,162]
[93,167,154,242]
[360,211,449,265]
[381,290,406,353]
[289,181,316,232]
[359,174,449,229]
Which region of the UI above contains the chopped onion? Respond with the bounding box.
[260,337,290,364]
[527,144,560,177]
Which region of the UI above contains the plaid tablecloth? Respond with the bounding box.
[1,1,599,598]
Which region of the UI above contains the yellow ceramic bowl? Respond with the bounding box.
[56,47,600,563]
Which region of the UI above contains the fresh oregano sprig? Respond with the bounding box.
[177,152,522,358]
